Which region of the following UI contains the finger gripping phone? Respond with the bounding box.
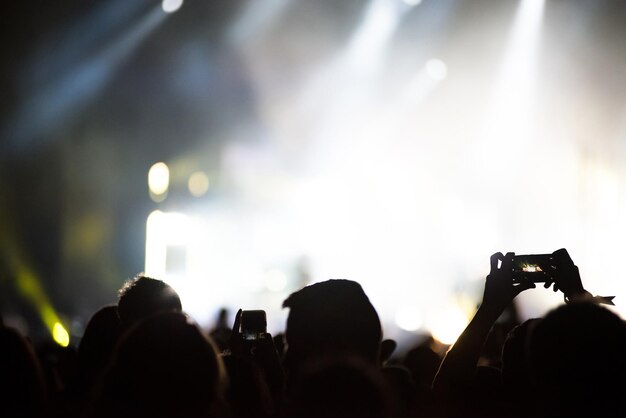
[511,254,554,283]
[240,310,267,340]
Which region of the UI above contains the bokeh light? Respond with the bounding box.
[395,306,423,332]
[428,307,471,345]
[188,171,210,197]
[148,162,170,199]
[162,0,183,14]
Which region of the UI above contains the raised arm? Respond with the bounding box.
[432,252,535,396]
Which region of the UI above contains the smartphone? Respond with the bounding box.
[510,254,554,282]
[240,310,267,340]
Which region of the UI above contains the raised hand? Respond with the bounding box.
[481,252,536,316]
[542,248,591,302]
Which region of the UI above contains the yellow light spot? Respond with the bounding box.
[148,162,170,197]
[52,322,70,347]
[188,171,210,197]
[14,264,69,347]
[429,307,470,345]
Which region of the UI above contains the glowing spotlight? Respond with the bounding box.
[428,307,469,345]
[145,210,192,278]
[265,269,288,292]
[52,322,70,347]
[425,59,448,81]
[13,263,70,347]
[148,162,170,200]
[162,0,183,14]
[403,0,423,6]
[188,171,210,197]
[395,306,423,332]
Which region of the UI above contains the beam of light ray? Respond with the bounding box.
[22,1,152,87]
[476,0,546,180]
[294,0,409,155]
[344,0,405,74]
[4,6,167,154]
[4,250,70,346]
[227,0,291,46]
[0,202,70,346]
[491,0,545,111]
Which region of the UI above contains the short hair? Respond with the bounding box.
[528,302,626,416]
[97,312,226,417]
[117,275,182,328]
[283,280,382,367]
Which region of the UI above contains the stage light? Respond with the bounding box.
[425,59,448,81]
[13,263,70,347]
[52,322,70,347]
[162,0,183,14]
[395,306,423,332]
[148,162,170,199]
[188,171,210,197]
[145,210,191,278]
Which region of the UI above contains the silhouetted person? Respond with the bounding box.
[282,279,382,384]
[500,318,540,417]
[223,355,273,418]
[76,305,121,405]
[529,302,626,418]
[285,359,393,418]
[434,249,618,418]
[36,340,79,418]
[0,326,47,418]
[210,307,232,352]
[117,275,182,330]
[403,339,442,388]
[90,312,226,418]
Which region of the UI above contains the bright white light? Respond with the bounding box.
[403,0,422,6]
[148,162,170,197]
[265,269,288,292]
[162,0,183,14]
[425,59,448,81]
[188,171,210,197]
[145,210,191,278]
[428,307,470,345]
[395,306,423,332]
[344,0,404,74]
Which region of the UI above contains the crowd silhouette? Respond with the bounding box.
[1,248,624,418]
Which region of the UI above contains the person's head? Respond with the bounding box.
[78,305,121,393]
[528,302,626,417]
[117,275,181,329]
[501,318,540,394]
[403,341,442,387]
[0,326,47,418]
[97,312,226,418]
[282,280,382,377]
